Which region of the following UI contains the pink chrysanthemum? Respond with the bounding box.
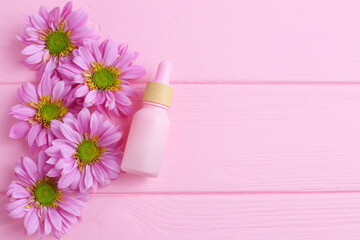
[57,39,145,117]
[45,108,123,192]
[18,1,98,72]
[5,151,88,239]
[10,74,73,151]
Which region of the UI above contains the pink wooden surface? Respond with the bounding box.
[1,0,360,239]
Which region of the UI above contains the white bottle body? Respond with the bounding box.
[121,102,170,177]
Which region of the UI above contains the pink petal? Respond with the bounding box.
[22,157,39,183]
[52,81,65,100]
[37,151,47,177]
[60,146,76,158]
[39,6,49,22]
[31,13,47,29]
[105,91,116,110]
[8,202,27,218]
[60,123,82,143]
[48,208,62,231]
[9,121,30,139]
[35,128,47,147]
[66,8,88,29]
[71,26,99,42]
[84,90,98,107]
[25,51,45,65]
[78,47,95,63]
[74,85,89,98]
[90,112,102,137]
[24,208,40,235]
[50,119,64,138]
[99,132,122,146]
[113,52,137,69]
[121,65,146,80]
[21,45,44,55]
[69,170,81,190]
[89,42,102,62]
[92,164,106,183]
[6,199,27,212]
[59,201,81,217]
[57,64,80,80]
[44,214,52,235]
[60,1,73,19]
[10,104,36,120]
[38,74,53,96]
[115,92,132,106]
[48,7,60,30]
[73,56,90,70]
[27,123,42,147]
[102,40,118,65]
[84,165,93,190]
[18,82,38,103]
[58,170,76,189]
[76,108,90,133]
[118,43,128,56]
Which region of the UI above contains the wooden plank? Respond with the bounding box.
[2,84,360,192]
[2,0,360,83]
[1,193,360,239]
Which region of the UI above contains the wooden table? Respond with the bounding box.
[1,0,360,239]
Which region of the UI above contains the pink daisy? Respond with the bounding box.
[45,108,123,192]
[9,74,73,151]
[5,151,88,239]
[57,39,145,117]
[18,1,99,73]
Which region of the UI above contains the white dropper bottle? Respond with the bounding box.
[121,61,174,177]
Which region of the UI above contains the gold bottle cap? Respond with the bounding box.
[143,81,174,107]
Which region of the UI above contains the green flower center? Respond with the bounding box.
[45,30,75,56]
[33,178,60,207]
[30,96,68,127]
[40,104,62,122]
[92,68,117,90]
[77,139,101,164]
[84,62,123,92]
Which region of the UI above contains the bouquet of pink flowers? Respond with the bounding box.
[5,2,145,238]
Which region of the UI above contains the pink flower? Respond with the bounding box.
[58,39,145,117]
[5,151,88,239]
[18,1,99,73]
[45,108,123,192]
[9,74,73,151]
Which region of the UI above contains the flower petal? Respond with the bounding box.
[48,208,62,231]
[84,90,98,107]
[24,208,39,235]
[52,81,65,100]
[74,85,89,98]
[73,56,90,70]
[60,123,82,143]
[66,8,88,29]
[121,65,146,80]
[21,44,44,55]
[22,157,39,183]
[27,123,42,147]
[84,165,93,190]
[102,40,118,65]
[9,121,30,139]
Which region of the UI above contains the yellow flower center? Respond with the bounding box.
[40,23,76,57]
[31,177,62,208]
[84,62,123,92]
[75,133,105,170]
[29,96,68,127]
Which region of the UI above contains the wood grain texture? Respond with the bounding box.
[2,84,360,193]
[1,193,360,240]
[2,0,360,83]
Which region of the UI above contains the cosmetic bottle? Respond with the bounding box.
[121,61,174,177]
